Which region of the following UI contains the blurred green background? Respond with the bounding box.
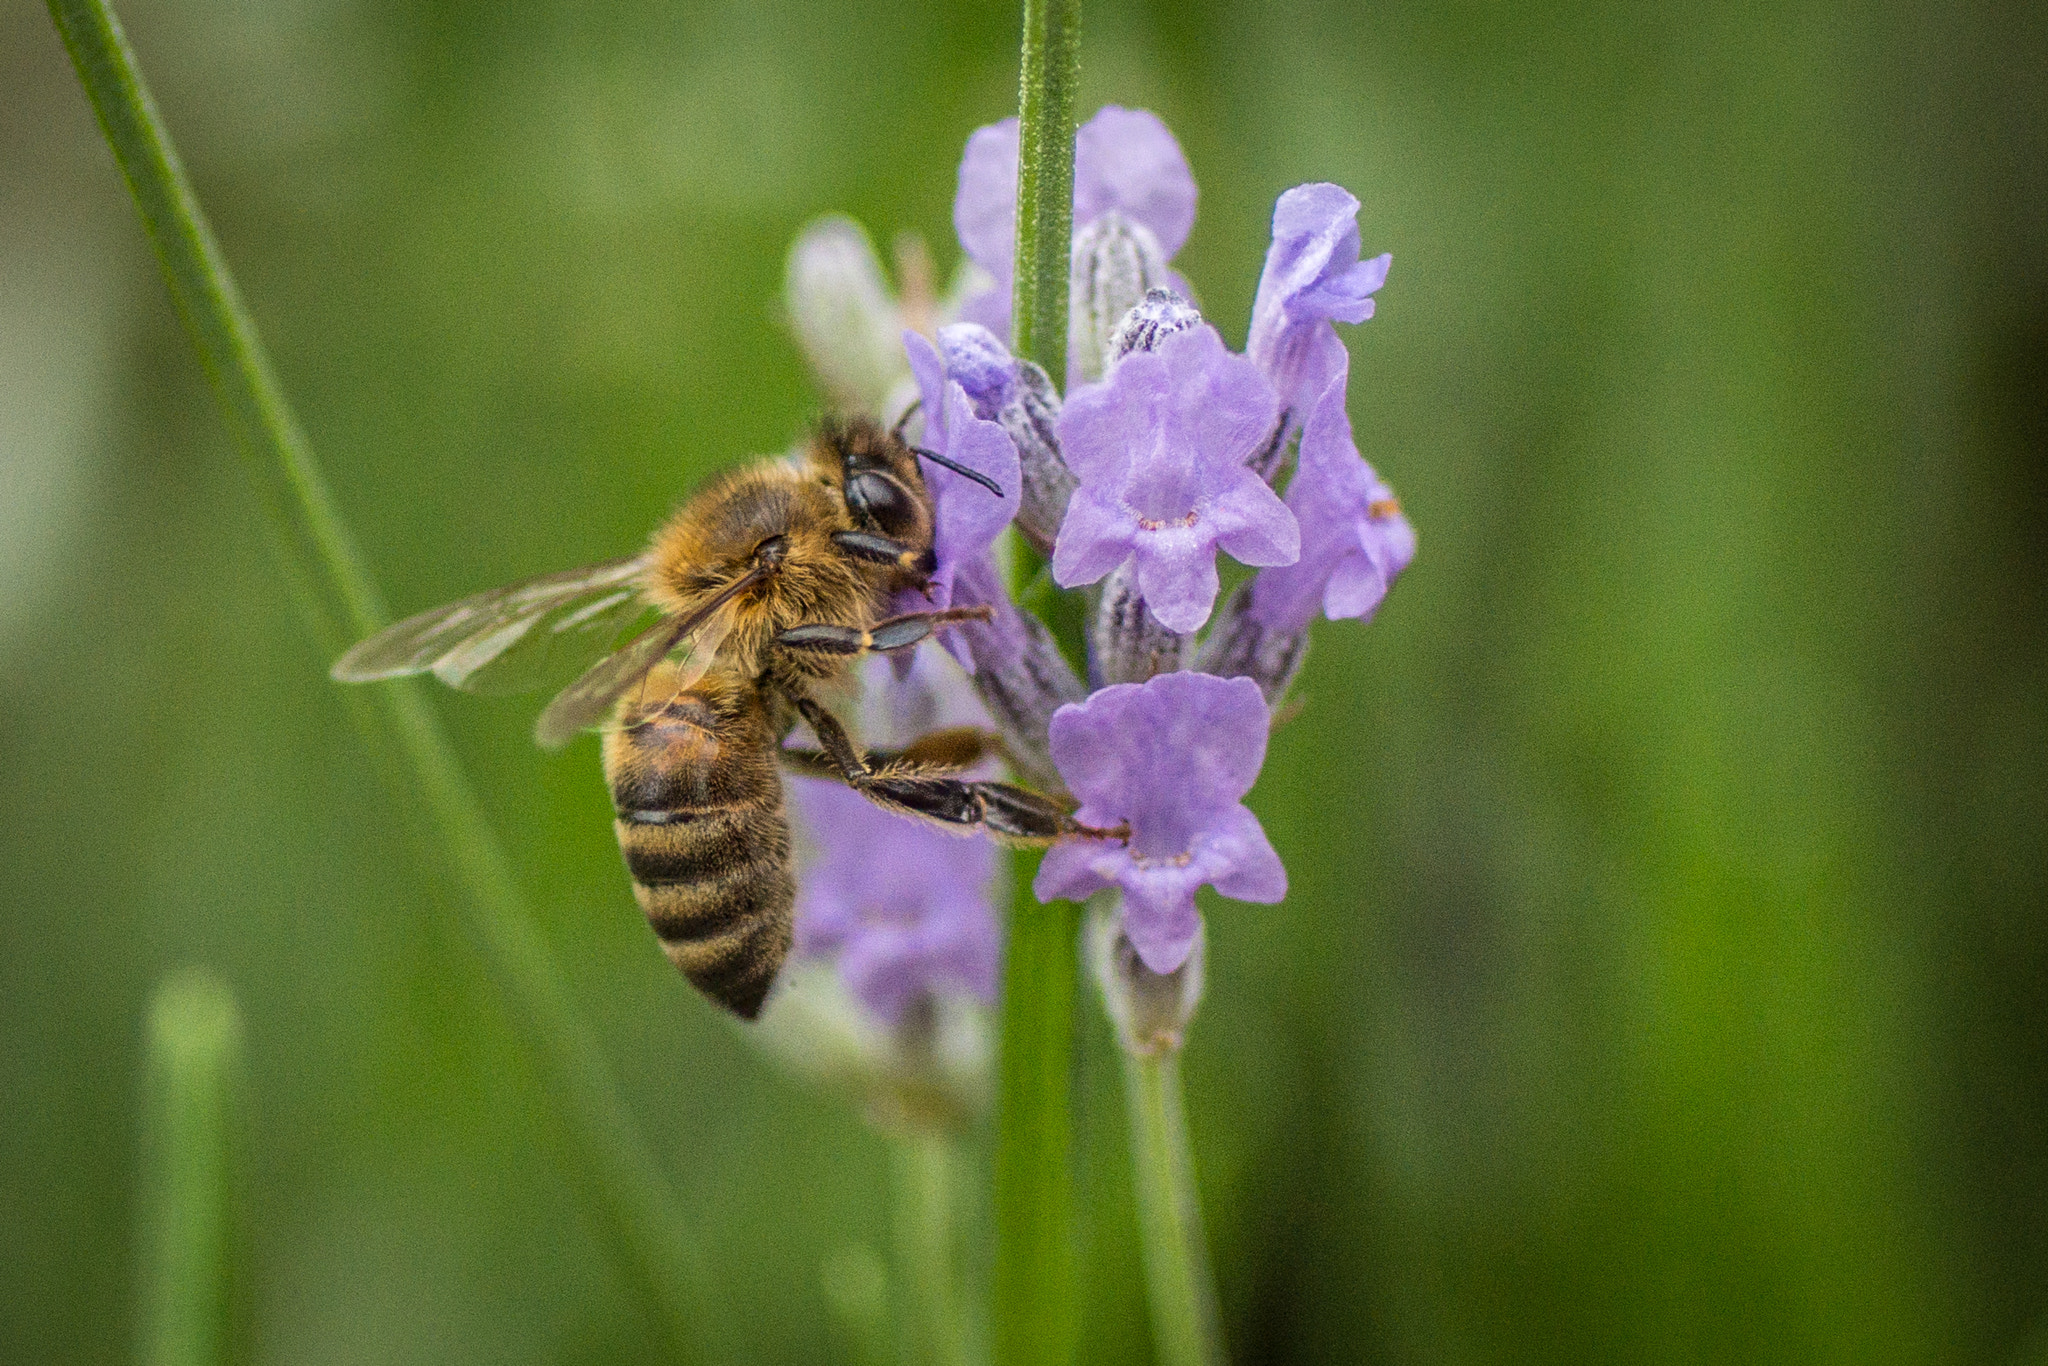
[4,0,2045,1361]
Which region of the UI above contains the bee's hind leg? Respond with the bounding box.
[780,689,1122,847]
[780,725,1004,780]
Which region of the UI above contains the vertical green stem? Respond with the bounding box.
[891,1135,971,1366]
[45,2,705,1358]
[992,881,1081,1366]
[994,5,1082,1365]
[1122,1052,1225,1366]
[138,971,243,1366]
[1010,0,1081,386]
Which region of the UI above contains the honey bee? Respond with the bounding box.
[333,419,1109,1018]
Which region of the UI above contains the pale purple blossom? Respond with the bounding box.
[1249,372,1414,635]
[954,106,1197,340]
[1246,183,1391,423]
[902,329,1022,626]
[1035,672,1285,974]
[1051,323,1297,633]
[792,776,1002,1023]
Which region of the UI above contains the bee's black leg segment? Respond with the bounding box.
[776,606,996,658]
[831,530,937,576]
[866,606,995,652]
[779,683,1122,849]
[971,782,1088,843]
[776,623,869,655]
[778,728,1002,780]
[862,775,986,828]
[857,775,1120,847]
[788,691,871,780]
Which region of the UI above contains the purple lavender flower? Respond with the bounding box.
[1246,183,1391,423]
[902,329,1022,631]
[792,776,1003,1023]
[1035,672,1285,974]
[1249,371,1414,635]
[1051,323,1297,633]
[954,106,1197,339]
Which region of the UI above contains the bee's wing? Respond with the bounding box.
[330,556,652,695]
[532,604,737,751]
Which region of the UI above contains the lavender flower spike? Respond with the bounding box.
[1036,672,1286,975]
[954,106,1197,340]
[1246,183,1392,423]
[1249,370,1414,635]
[1052,323,1297,634]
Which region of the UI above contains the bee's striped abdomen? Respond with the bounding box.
[605,676,793,1019]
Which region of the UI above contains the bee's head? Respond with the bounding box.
[820,416,931,544]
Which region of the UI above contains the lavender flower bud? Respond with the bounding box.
[1000,358,1075,557]
[1092,560,1188,686]
[1106,286,1202,369]
[1192,584,1310,704]
[1089,900,1205,1056]
[1070,211,1173,387]
[785,216,912,417]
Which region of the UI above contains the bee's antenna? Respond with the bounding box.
[890,398,923,445]
[913,445,1004,499]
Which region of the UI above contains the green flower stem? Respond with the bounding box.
[1010,0,1081,386]
[891,1134,972,1366]
[994,4,1083,1364]
[46,2,705,1358]
[139,972,243,1366]
[1122,1049,1226,1366]
[991,881,1081,1366]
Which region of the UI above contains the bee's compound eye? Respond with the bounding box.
[845,471,917,538]
[754,535,788,565]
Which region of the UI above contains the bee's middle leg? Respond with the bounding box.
[776,604,995,659]
[781,689,1121,847]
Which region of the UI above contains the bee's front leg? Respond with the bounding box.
[829,530,935,577]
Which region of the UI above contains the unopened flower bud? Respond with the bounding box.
[1093,559,1188,685]
[1192,584,1310,704]
[1107,287,1203,367]
[1001,359,1075,555]
[1089,899,1205,1057]
[1070,211,1173,386]
[785,215,913,417]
